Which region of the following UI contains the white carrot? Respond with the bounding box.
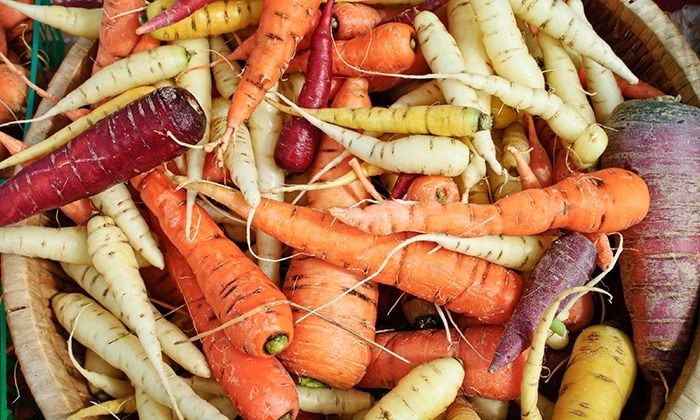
[85,348,125,397]
[0,87,154,170]
[0,225,90,264]
[249,84,284,284]
[507,0,637,84]
[52,293,227,419]
[391,80,445,108]
[61,262,211,378]
[296,386,374,415]
[67,395,137,420]
[74,367,134,399]
[0,0,101,39]
[488,133,521,200]
[468,397,509,420]
[394,232,556,271]
[366,357,465,420]
[415,11,501,176]
[457,138,487,203]
[567,0,624,123]
[210,36,241,100]
[471,0,545,90]
[136,386,174,420]
[91,184,164,269]
[274,93,470,176]
[224,122,260,208]
[175,38,212,245]
[37,45,190,121]
[86,215,177,414]
[501,121,530,174]
[537,31,596,124]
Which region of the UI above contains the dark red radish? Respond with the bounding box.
[488,232,597,373]
[274,0,334,173]
[601,98,700,419]
[0,87,205,227]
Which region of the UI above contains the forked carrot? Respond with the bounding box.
[216,0,323,158]
[507,146,541,190]
[177,179,523,324]
[329,168,650,237]
[134,169,294,357]
[278,77,378,389]
[159,225,299,420]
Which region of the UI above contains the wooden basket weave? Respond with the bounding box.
[1,1,698,419]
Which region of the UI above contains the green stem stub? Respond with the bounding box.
[550,318,567,337]
[298,376,328,388]
[265,334,289,355]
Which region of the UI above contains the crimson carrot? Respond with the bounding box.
[391,173,420,199]
[358,326,527,400]
[93,0,142,73]
[274,0,334,173]
[217,0,323,158]
[330,168,650,238]
[279,77,377,389]
[135,169,294,357]
[523,114,553,187]
[285,22,419,78]
[159,229,299,420]
[177,179,524,324]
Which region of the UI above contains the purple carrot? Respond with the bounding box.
[390,173,420,199]
[136,0,217,35]
[0,87,205,226]
[274,0,334,173]
[488,232,597,373]
[390,0,448,25]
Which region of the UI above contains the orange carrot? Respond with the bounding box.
[177,179,524,324]
[358,326,527,400]
[138,265,186,308]
[0,63,27,125]
[406,175,460,204]
[0,131,94,224]
[159,229,299,420]
[523,114,553,187]
[286,22,419,78]
[330,168,650,237]
[130,34,161,54]
[583,231,614,270]
[562,292,594,333]
[331,3,384,39]
[552,138,584,183]
[0,26,6,56]
[507,146,541,190]
[279,77,378,389]
[0,0,29,30]
[134,169,294,357]
[93,0,143,73]
[217,0,323,157]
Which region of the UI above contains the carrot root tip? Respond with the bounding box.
[264,333,289,355]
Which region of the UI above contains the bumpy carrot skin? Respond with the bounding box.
[329,168,650,238]
[220,0,323,156]
[160,230,299,420]
[177,179,523,324]
[0,87,205,227]
[359,326,527,400]
[274,0,334,173]
[285,22,419,78]
[135,170,294,357]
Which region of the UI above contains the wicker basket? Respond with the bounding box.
[1,0,699,419]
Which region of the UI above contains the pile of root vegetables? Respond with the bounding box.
[0,0,698,419]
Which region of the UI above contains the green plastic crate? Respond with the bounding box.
[1,3,65,418]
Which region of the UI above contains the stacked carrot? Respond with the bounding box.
[0,0,678,418]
